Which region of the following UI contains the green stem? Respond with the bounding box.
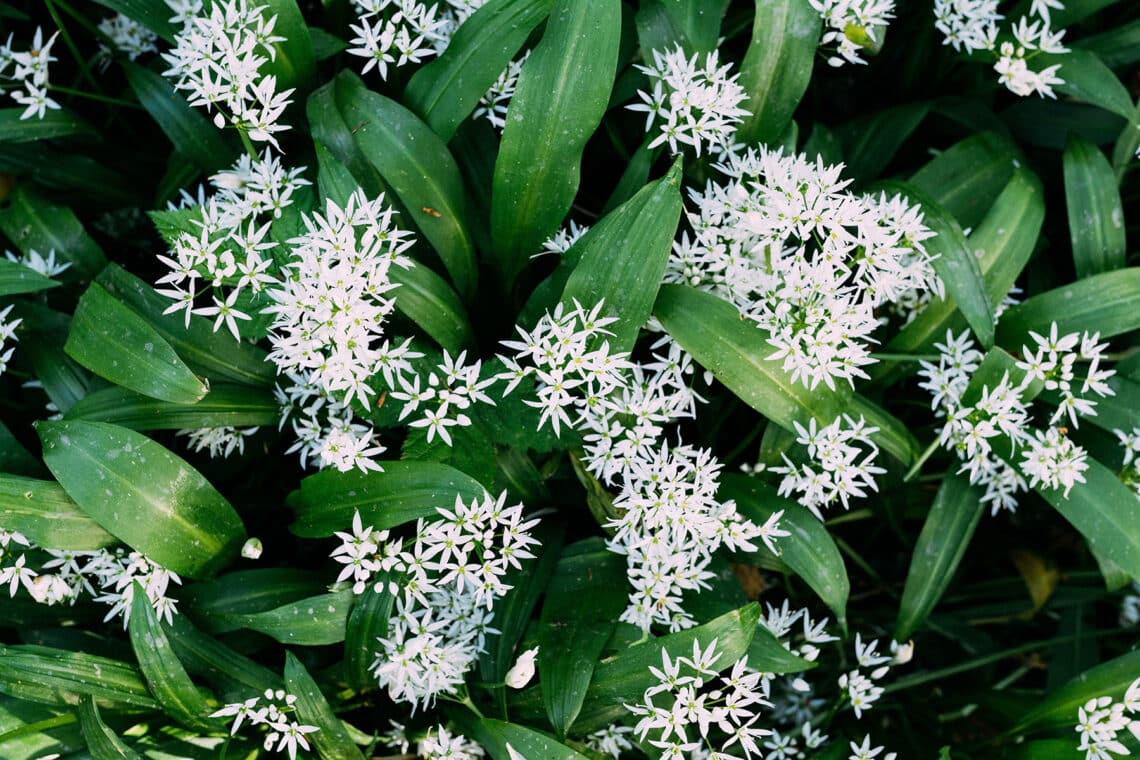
[48,84,143,109]
[872,352,940,362]
[44,0,103,94]
[0,712,77,743]
[237,126,258,159]
[903,437,941,482]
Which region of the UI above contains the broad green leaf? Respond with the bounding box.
[600,139,656,214]
[736,0,820,145]
[1014,650,1140,733]
[490,0,621,282]
[309,26,347,60]
[21,310,90,413]
[1063,134,1126,278]
[538,540,626,737]
[0,144,137,207]
[634,0,727,55]
[307,84,388,201]
[879,168,1043,369]
[283,653,365,760]
[1077,18,1140,70]
[477,720,591,760]
[747,622,815,674]
[0,259,59,297]
[77,697,143,760]
[208,590,353,646]
[0,420,42,477]
[0,698,86,760]
[96,264,275,387]
[343,581,395,691]
[65,283,209,405]
[572,603,760,733]
[1112,99,1140,180]
[837,101,930,185]
[875,180,994,348]
[313,140,358,207]
[64,383,278,430]
[128,585,216,731]
[166,616,282,696]
[122,63,236,173]
[260,0,317,92]
[559,159,683,353]
[0,475,116,550]
[996,268,1140,348]
[91,0,178,42]
[391,261,475,353]
[405,0,551,140]
[720,474,849,631]
[181,569,327,634]
[894,473,984,641]
[1051,0,1121,27]
[38,420,247,578]
[0,187,106,281]
[0,108,94,143]
[333,72,478,300]
[653,284,844,434]
[1045,49,1134,120]
[0,645,157,712]
[908,131,1019,231]
[1004,740,1084,760]
[287,460,488,537]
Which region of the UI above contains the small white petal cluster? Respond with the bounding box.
[838,634,896,719]
[759,600,839,700]
[628,44,750,158]
[1074,678,1140,760]
[473,51,528,131]
[156,150,309,338]
[330,492,539,710]
[418,725,485,760]
[919,323,1114,513]
[809,0,896,66]
[391,350,497,447]
[848,734,897,760]
[0,535,181,626]
[537,220,590,258]
[98,13,158,61]
[210,689,320,760]
[265,188,416,472]
[177,426,259,458]
[347,0,486,80]
[1120,582,1140,627]
[771,415,885,520]
[585,724,637,758]
[625,639,773,759]
[0,27,61,120]
[761,723,829,759]
[1114,428,1140,499]
[162,0,294,148]
[668,147,942,391]
[933,0,1068,98]
[0,303,21,379]
[6,248,70,278]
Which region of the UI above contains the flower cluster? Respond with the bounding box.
[178,426,259,458]
[626,639,773,758]
[98,13,159,61]
[211,689,319,760]
[770,415,885,520]
[391,350,497,447]
[585,725,637,758]
[1,534,181,626]
[419,725,485,760]
[1074,677,1140,760]
[6,248,70,278]
[347,0,485,80]
[473,51,528,130]
[163,0,294,147]
[0,26,61,120]
[848,735,898,760]
[838,634,896,718]
[933,0,1067,98]
[919,324,1114,513]
[266,188,415,472]
[330,492,540,709]
[809,0,896,66]
[628,44,750,157]
[0,304,20,379]
[667,147,942,391]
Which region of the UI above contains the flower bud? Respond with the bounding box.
[504,646,539,689]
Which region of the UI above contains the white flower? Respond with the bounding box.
[418,725,485,760]
[1020,427,1089,498]
[98,13,159,60]
[771,415,885,519]
[810,0,896,66]
[504,646,539,688]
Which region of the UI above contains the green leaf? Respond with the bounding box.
[64,383,278,430]
[0,645,157,712]
[259,0,317,92]
[572,603,760,733]
[0,259,59,296]
[1045,49,1135,120]
[96,264,275,387]
[283,653,365,760]
[634,0,726,55]
[127,585,216,732]
[908,131,1020,231]
[490,0,621,282]
[343,582,395,691]
[996,268,1140,348]
[0,187,106,281]
[0,108,95,143]
[65,283,209,405]
[38,420,247,578]
[221,590,353,646]
[0,475,116,550]
[77,697,144,760]
[1077,18,1140,70]
[0,419,43,477]
[894,473,984,641]
[288,461,488,537]
[654,284,844,433]
[91,0,179,42]
[1014,650,1140,733]
[331,72,478,300]
[1063,134,1126,278]
[747,622,816,674]
[720,474,849,631]
[538,541,626,737]
[836,102,930,185]
[477,720,592,760]
[736,0,820,145]
[166,616,282,696]
[122,63,236,173]
[405,0,551,141]
[847,394,922,467]
[558,159,683,353]
[391,261,475,353]
[180,569,327,634]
